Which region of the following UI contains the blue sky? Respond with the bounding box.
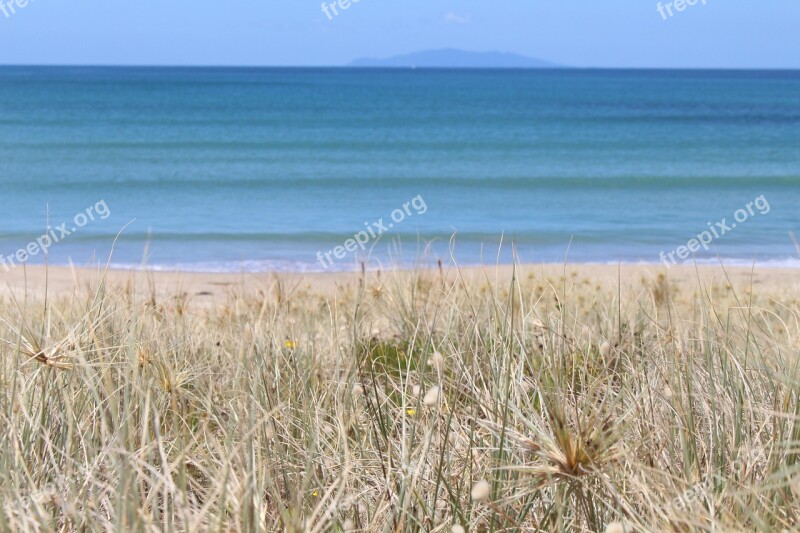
[0,0,797,68]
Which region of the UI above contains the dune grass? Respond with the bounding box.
[0,265,799,532]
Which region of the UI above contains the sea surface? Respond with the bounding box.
[0,67,798,272]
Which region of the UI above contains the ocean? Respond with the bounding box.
[0,67,798,272]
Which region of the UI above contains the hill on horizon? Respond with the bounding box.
[349,49,563,69]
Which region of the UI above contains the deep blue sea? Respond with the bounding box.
[0,67,798,272]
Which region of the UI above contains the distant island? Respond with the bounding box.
[349,48,563,69]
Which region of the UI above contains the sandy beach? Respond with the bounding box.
[2,27,798,528]
[2,263,795,304]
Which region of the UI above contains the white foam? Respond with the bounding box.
[102,255,800,273]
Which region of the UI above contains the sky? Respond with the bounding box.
[0,0,797,68]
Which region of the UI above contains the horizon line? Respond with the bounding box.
[0,64,798,71]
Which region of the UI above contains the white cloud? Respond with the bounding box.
[444,12,470,24]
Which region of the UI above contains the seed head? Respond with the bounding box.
[423,386,440,406]
[471,480,491,502]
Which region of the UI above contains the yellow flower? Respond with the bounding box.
[311,490,319,497]
[284,339,297,349]
[406,408,417,416]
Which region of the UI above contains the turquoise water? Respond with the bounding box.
[0,67,798,271]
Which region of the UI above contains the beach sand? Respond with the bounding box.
[1,263,795,304]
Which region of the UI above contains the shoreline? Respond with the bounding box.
[106,256,800,273]
[5,251,799,277]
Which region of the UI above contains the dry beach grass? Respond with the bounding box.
[0,263,799,532]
